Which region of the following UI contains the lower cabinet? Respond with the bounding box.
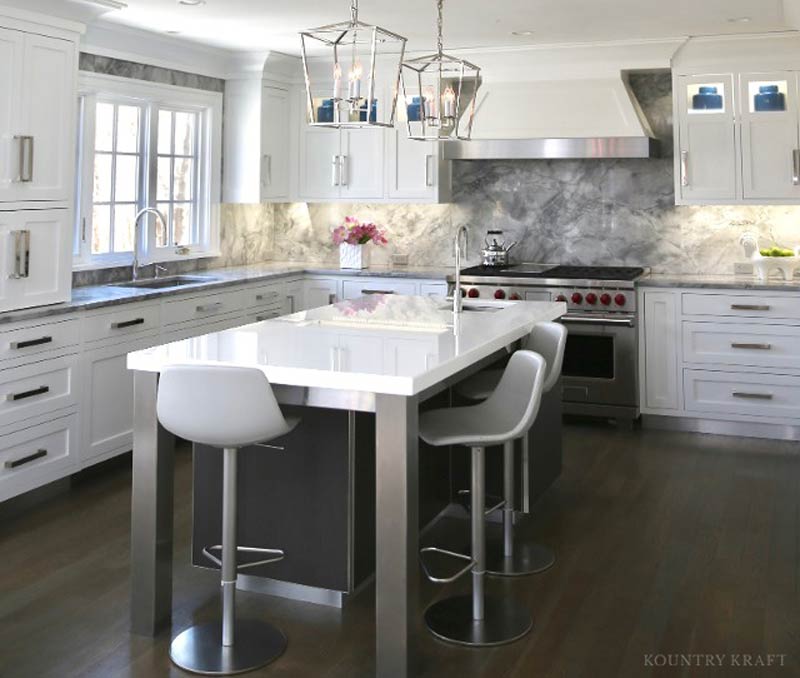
[640,290,681,411]
[303,278,339,308]
[80,333,160,465]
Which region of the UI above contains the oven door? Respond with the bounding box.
[559,315,638,408]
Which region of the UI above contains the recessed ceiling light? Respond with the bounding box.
[727,16,752,23]
[511,30,534,36]
[178,0,206,6]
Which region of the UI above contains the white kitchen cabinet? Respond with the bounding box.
[261,86,291,200]
[387,131,451,202]
[299,127,341,201]
[640,290,681,412]
[0,209,72,312]
[674,74,737,204]
[0,26,76,205]
[303,278,340,309]
[285,278,303,314]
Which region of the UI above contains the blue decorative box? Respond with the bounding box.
[692,86,723,110]
[317,98,335,123]
[359,99,378,122]
[754,85,785,112]
[406,96,422,122]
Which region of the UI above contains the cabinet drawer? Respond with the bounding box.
[0,318,80,363]
[83,304,161,344]
[683,322,800,370]
[245,308,284,324]
[682,292,800,321]
[0,355,78,428]
[161,315,247,343]
[162,289,245,326]
[342,279,417,300]
[0,414,78,503]
[684,369,800,420]
[245,283,284,309]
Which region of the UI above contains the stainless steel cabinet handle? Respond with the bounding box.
[111,318,145,330]
[9,230,30,279]
[4,448,47,469]
[196,302,223,313]
[425,154,434,187]
[340,155,348,187]
[254,314,275,322]
[13,135,34,182]
[793,149,800,186]
[731,304,770,311]
[331,155,340,186]
[255,292,279,301]
[680,150,689,187]
[287,294,295,313]
[730,342,772,350]
[361,289,395,295]
[262,154,272,187]
[10,336,52,350]
[7,385,49,402]
[561,315,636,327]
[732,391,773,400]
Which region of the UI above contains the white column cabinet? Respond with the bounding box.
[640,289,681,412]
[0,27,24,202]
[261,86,291,200]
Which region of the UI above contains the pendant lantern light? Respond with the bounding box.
[401,0,482,141]
[299,0,407,128]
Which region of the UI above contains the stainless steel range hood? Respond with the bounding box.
[443,74,659,160]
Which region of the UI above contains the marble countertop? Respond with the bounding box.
[0,262,450,326]
[639,273,800,292]
[128,297,566,396]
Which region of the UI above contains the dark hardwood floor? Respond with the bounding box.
[1,422,798,678]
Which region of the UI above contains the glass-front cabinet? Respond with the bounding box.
[739,72,800,200]
[675,74,737,203]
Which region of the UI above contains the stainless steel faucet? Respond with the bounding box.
[132,208,168,281]
[453,225,469,315]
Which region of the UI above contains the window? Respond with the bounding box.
[75,73,222,269]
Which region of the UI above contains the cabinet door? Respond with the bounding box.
[339,129,383,200]
[0,27,23,203]
[0,209,72,312]
[299,127,341,200]
[18,33,75,203]
[285,279,304,314]
[676,75,737,202]
[303,278,339,308]
[261,86,290,201]
[641,290,681,412]
[740,73,800,200]
[387,130,438,200]
[81,334,160,465]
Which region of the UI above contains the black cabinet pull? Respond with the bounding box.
[4,448,47,469]
[7,385,49,402]
[111,318,145,330]
[10,336,52,350]
[361,289,395,295]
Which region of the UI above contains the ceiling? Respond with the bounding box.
[97,0,791,54]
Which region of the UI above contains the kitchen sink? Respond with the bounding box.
[113,275,221,290]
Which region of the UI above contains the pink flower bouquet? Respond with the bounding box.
[332,216,388,247]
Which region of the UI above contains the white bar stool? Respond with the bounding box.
[157,364,297,676]
[456,321,567,577]
[419,350,546,646]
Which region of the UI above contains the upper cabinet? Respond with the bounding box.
[673,34,800,205]
[0,25,76,206]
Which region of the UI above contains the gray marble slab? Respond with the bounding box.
[0,263,449,326]
[640,273,800,292]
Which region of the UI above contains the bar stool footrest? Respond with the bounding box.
[202,544,285,570]
[457,489,505,516]
[419,546,475,584]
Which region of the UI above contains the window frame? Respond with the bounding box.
[75,73,222,270]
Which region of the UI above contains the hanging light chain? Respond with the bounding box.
[437,0,444,56]
[350,0,359,25]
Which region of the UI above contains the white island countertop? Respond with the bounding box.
[128,295,566,396]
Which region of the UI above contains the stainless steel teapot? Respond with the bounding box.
[481,230,517,267]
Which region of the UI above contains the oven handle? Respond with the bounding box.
[561,315,636,327]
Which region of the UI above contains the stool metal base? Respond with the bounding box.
[169,619,287,675]
[486,535,556,577]
[424,594,532,647]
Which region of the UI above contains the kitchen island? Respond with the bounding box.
[127,294,566,678]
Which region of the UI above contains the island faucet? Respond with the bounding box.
[132,208,168,281]
[453,225,469,314]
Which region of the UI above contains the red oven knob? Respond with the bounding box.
[585,293,597,305]
[468,288,480,298]
[571,292,583,304]
[614,293,627,306]
[600,293,612,306]
[509,293,521,301]
[555,294,567,302]
[494,289,506,300]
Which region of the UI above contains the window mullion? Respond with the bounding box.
[145,104,159,259]
[108,104,118,253]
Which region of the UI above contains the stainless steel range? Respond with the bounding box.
[447,263,649,423]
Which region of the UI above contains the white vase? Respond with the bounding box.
[339,243,370,270]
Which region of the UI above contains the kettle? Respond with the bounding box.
[481,230,517,267]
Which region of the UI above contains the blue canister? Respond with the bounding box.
[692,86,723,110]
[406,96,422,122]
[359,99,378,122]
[754,85,785,112]
[317,98,335,123]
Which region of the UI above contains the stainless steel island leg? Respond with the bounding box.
[375,394,419,678]
[130,370,176,636]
